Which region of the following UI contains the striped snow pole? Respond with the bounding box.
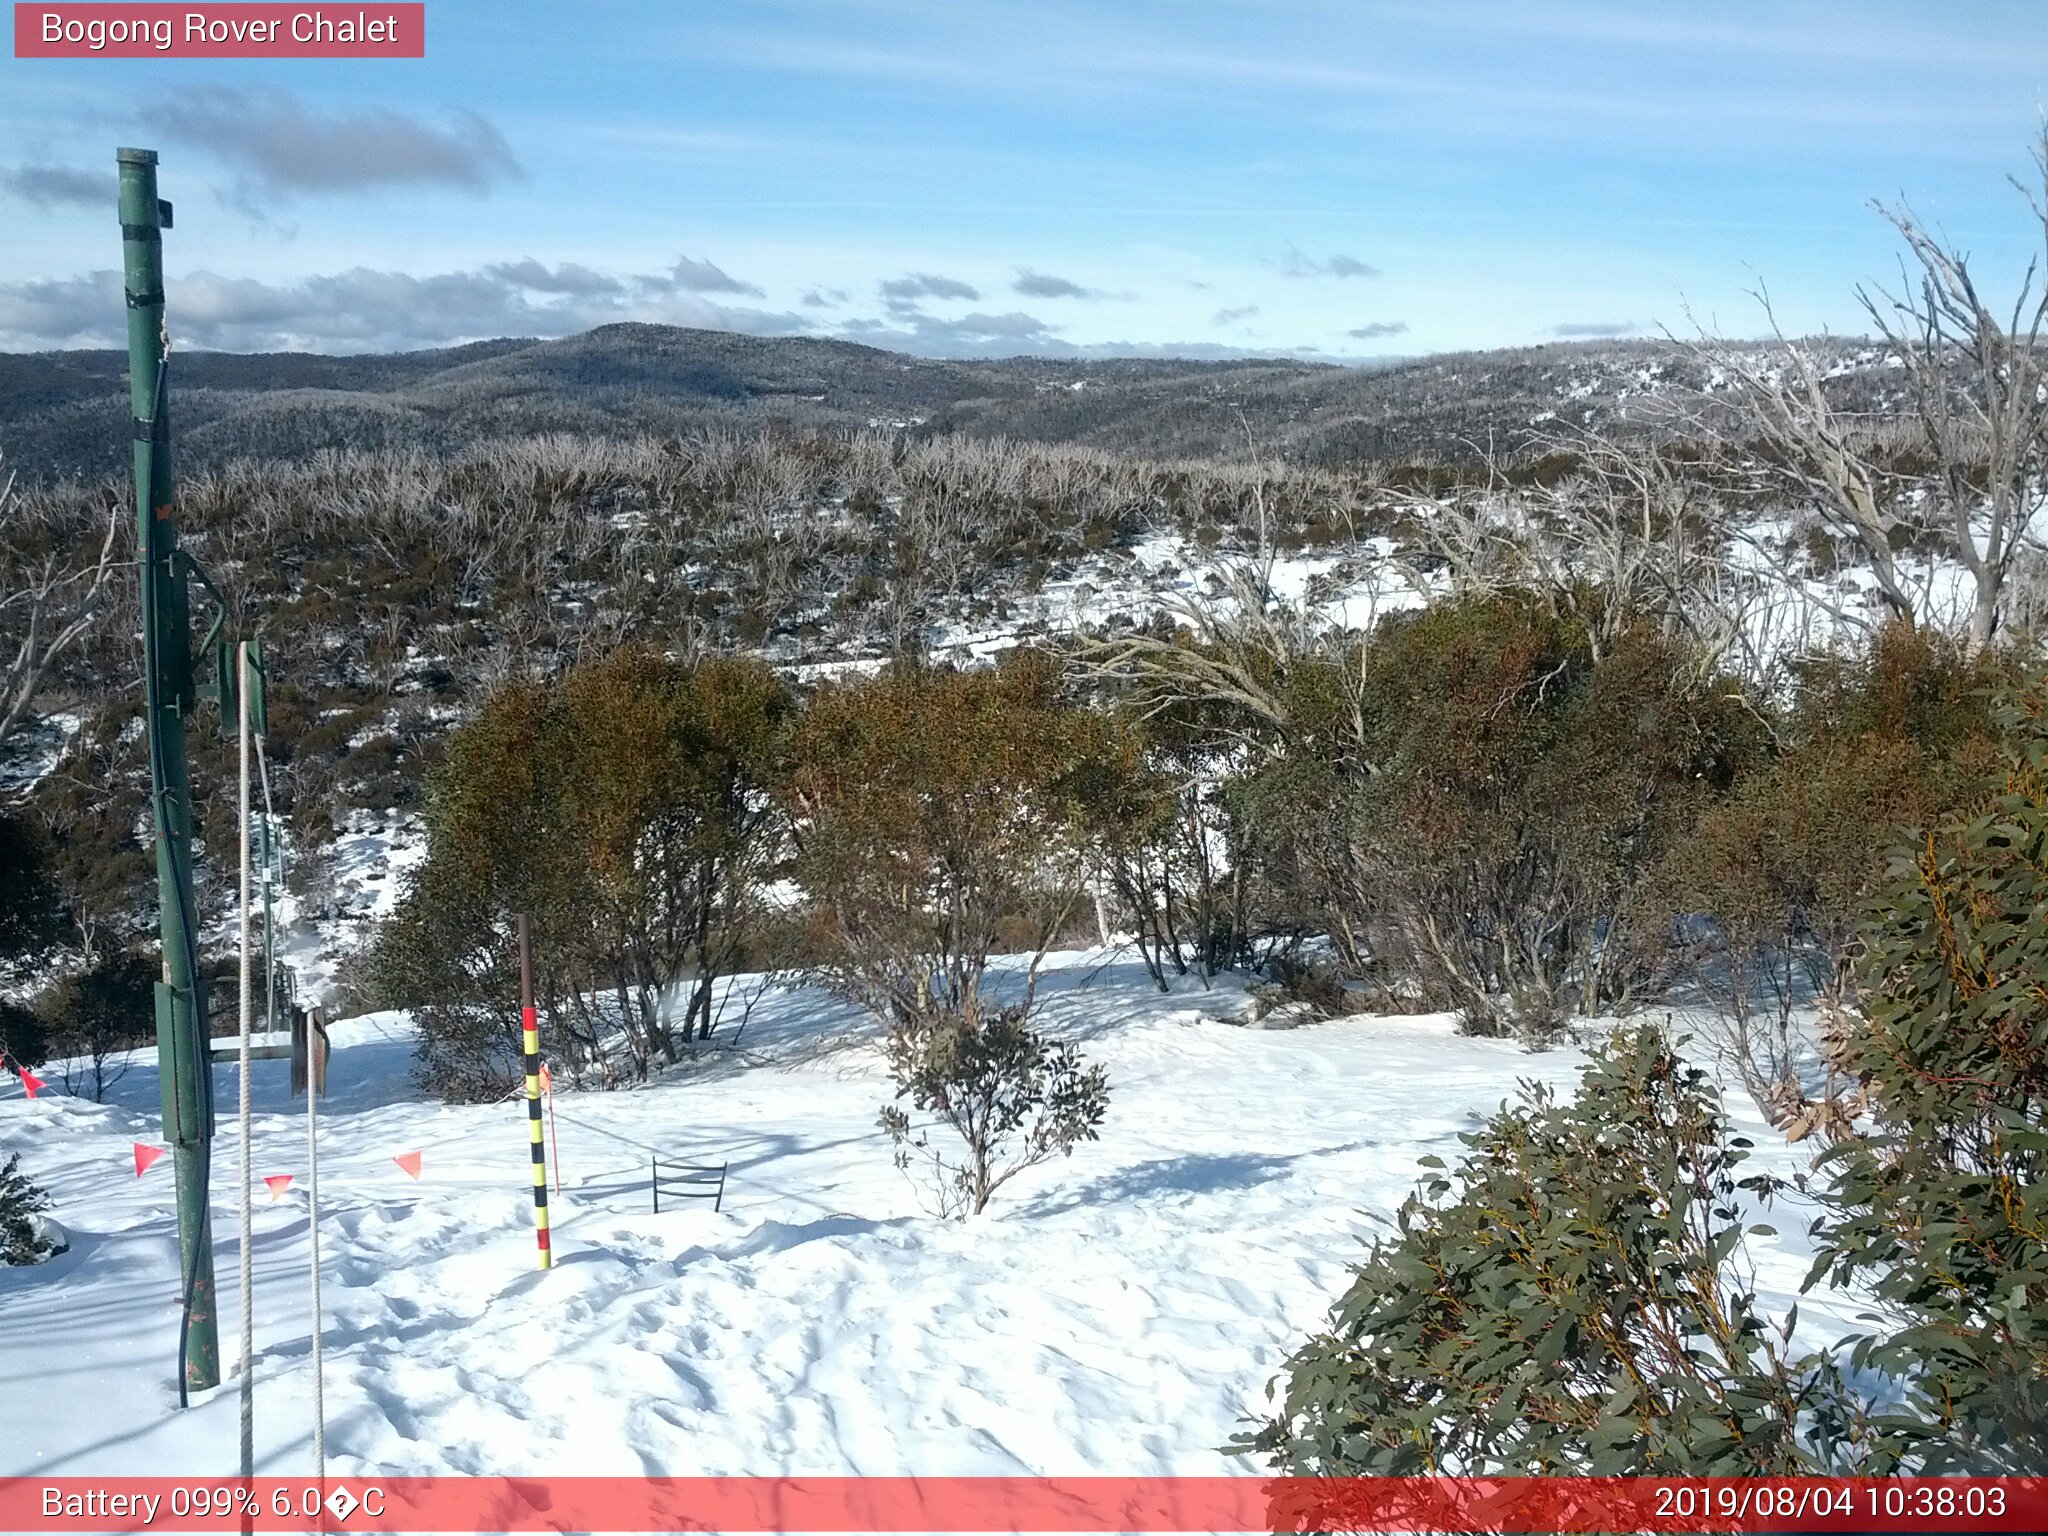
[517,914,552,1270]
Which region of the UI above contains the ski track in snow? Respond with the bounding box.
[0,953,1871,1478]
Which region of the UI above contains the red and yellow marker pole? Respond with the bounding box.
[517,914,552,1270]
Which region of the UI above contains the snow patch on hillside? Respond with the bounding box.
[0,710,82,795]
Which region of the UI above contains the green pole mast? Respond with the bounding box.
[120,145,221,1396]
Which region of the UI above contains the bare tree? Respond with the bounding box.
[1694,133,2048,648]
[1073,429,1377,764]
[0,455,121,754]
[1383,429,1754,672]
[1687,319,1920,631]
[1861,173,2048,648]
[43,951,155,1104]
[52,1020,132,1104]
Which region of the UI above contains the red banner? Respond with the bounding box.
[3,1477,2045,1533]
[13,4,424,58]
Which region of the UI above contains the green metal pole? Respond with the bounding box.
[120,146,220,1396]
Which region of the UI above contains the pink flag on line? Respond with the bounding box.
[134,1143,167,1177]
[264,1174,294,1201]
[393,1150,422,1179]
[17,1070,45,1099]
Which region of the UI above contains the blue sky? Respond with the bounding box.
[3,0,2046,358]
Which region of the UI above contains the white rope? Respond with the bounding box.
[306,1031,323,1480]
[236,642,254,1478]
[253,725,322,1477]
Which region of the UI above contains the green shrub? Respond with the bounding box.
[1671,624,2006,1131]
[1804,683,2048,1471]
[1241,594,1756,1039]
[0,809,61,974]
[0,1154,55,1266]
[1239,1027,1826,1474]
[1245,681,2048,1479]
[878,1005,1109,1218]
[0,998,50,1074]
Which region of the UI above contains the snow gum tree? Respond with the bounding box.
[1082,579,1756,1038]
[784,651,1116,1214]
[384,648,787,1098]
[1225,594,1753,1039]
[548,650,787,1051]
[1666,624,2005,1132]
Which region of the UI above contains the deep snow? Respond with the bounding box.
[0,951,1870,1480]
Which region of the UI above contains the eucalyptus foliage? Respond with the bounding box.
[878,1005,1109,1219]
[0,1154,54,1267]
[1805,686,2048,1471]
[1239,1028,1841,1474]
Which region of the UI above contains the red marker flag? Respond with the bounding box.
[393,1150,422,1179]
[17,1068,44,1099]
[134,1143,166,1177]
[263,1174,294,1201]
[538,1063,552,1093]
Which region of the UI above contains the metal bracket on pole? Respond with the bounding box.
[244,637,268,736]
[177,551,241,730]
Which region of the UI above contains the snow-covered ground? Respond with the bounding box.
[0,951,1866,1480]
[271,810,427,1005]
[0,710,82,796]
[0,512,1914,1484]
[916,531,1425,669]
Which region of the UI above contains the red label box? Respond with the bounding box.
[5,1477,2048,1534]
[13,4,425,58]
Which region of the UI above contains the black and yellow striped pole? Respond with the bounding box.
[517,914,552,1269]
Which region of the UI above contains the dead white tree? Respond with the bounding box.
[1686,318,1919,632]
[1693,132,2048,648]
[0,455,121,755]
[1862,174,2048,648]
[1384,428,1764,680]
[1072,422,1374,764]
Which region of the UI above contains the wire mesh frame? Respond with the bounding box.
[651,1157,728,1214]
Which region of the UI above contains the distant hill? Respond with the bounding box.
[0,323,1883,481]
